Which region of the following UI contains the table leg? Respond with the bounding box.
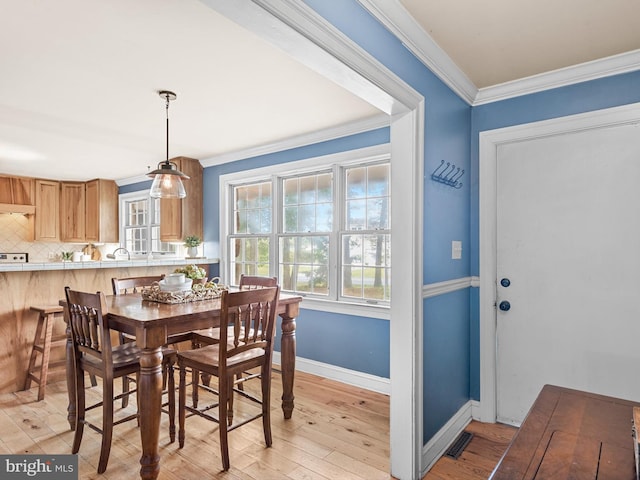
[279,311,297,419]
[138,347,163,480]
[63,313,76,430]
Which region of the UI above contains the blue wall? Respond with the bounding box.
[303,0,472,444]
[468,70,640,400]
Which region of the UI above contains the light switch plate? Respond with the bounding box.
[452,241,462,259]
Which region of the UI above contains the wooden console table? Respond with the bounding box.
[491,385,639,479]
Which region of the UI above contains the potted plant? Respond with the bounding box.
[174,264,207,284]
[184,235,202,258]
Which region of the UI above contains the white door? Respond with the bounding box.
[496,122,640,426]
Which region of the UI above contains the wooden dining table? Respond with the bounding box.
[61,291,302,480]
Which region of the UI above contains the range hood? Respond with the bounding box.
[0,203,35,214]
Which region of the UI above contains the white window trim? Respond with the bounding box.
[119,190,146,251]
[118,190,177,255]
[220,143,391,320]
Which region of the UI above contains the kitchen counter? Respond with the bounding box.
[0,257,219,272]
[0,258,219,394]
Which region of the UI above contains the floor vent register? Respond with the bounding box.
[444,431,474,459]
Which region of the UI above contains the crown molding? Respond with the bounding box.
[356,1,640,106]
[356,0,478,104]
[199,113,390,167]
[474,49,640,105]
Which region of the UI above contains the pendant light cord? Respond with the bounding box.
[165,93,170,164]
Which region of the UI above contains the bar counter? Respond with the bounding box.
[0,258,218,394]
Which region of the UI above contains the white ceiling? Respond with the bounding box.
[0,0,638,183]
[0,0,381,182]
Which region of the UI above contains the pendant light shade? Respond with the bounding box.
[149,161,188,198]
[148,90,189,199]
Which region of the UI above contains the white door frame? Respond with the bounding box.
[200,1,425,477]
[478,101,640,423]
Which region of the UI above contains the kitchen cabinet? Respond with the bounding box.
[0,175,34,205]
[35,179,60,241]
[60,179,119,243]
[160,157,203,242]
[60,182,86,242]
[85,179,118,243]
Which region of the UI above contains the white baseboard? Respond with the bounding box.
[272,352,390,395]
[471,399,482,420]
[421,400,473,475]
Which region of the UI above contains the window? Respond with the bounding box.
[223,145,391,309]
[119,192,177,255]
[229,181,271,278]
[341,163,390,302]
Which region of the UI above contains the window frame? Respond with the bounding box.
[118,190,178,256]
[220,144,391,320]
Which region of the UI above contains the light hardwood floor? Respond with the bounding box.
[0,369,390,479]
[0,369,514,479]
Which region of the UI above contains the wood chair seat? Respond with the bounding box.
[65,287,176,474]
[178,344,265,371]
[189,275,277,396]
[177,286,280,471]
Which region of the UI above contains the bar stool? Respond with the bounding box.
[25,305,67,401]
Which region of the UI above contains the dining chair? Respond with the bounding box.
[191,274,278,345]
[65,287,177,474]
[177,286,280,471]
[112,275,193,407]
[189,274,278,403]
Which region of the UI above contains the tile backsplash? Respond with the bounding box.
[0,213,119,261]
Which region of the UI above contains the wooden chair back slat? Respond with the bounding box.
[111,275,165,295]
[219,287,279,364]
[238,274,277,290]
[65,287,112,367]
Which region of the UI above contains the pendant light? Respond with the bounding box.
[148,90,189,198]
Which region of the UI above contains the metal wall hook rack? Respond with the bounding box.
[431,160,464,189]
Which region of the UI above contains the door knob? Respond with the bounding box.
[499,300,511,311]
[500,278,511,287]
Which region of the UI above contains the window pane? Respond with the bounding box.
[152,198,161,224]
[126,200,148,227]
[236,210,247,234]
[346,199,366,230]
[346,167,366,199]
[298,205,315,232]
[341,233,390,302]
[299,176,316,204]
[345,163,390,233]
[284,206,297,233]
[284,178,298,205]
[316,203,332,232]
[282,172,333,234]
[229,236,270,285]
[234,182,271,235]
[367,163,390,196]
[279,235,329,296]
[246,184,260,209]
[317,173,332,202]
[121,194,176,255]
[367,198,390,229]
[247,209,260,233]
[296,237,313,263]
